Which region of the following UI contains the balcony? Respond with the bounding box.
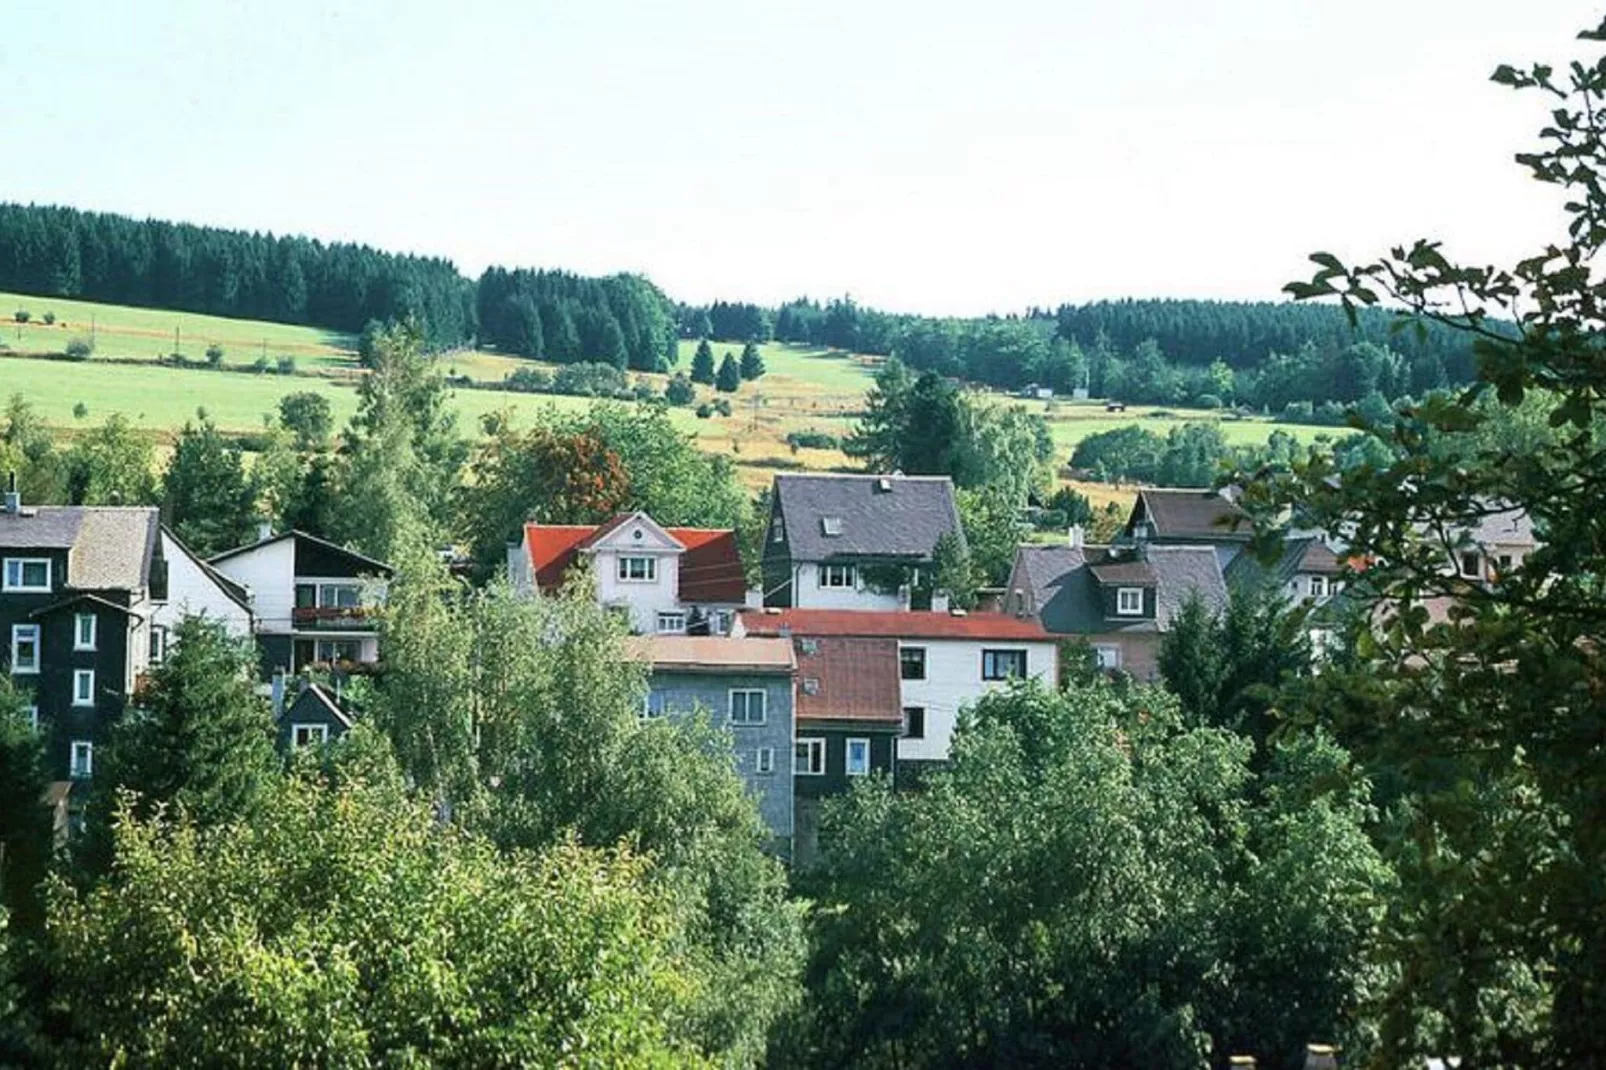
[292,605,376,630]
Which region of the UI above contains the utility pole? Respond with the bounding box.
[174,325,181,357]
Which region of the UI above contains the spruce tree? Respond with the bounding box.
[715,352,742,393]
[739,341,765,380]
[691,339,716,385]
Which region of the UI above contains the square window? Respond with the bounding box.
[1309,575,1328,599]
[291,723,329,748]
[1094,645,1121,671]
[641,690,667,719]
[982,649,1027,681]
[3,558,51,592]
[75,612,97,651]
[617,556,656,582]
[819,564,855,589]
[794,737,825,776]
[729,689,766,725]
[755,747,775,775]
[1116,587,1144,616]
[295,584,318,609]
[70,740,93,779]
[846,737,871,776]
[73,669,95,707]
[902,707,926,740]
[10,625,40,675]
[899,646,927,680]
[656,612,687,634]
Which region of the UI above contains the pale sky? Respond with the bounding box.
[0,1,1597,316]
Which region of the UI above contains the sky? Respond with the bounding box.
[1,1,1599,316]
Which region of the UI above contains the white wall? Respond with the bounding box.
[153,531,253,641]
[791,562,906,611]
[592,548,683,634]
[896,638,1058,762]
[211,538,295,635]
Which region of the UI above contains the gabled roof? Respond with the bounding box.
[160,525,252,614]
[208,529,393,576]
[741,608,1055,642]
[1011,542,1228,635]
[1225,535,1345,591]
[30,592,142,619]
[625,635,795,674]
[1466,505,1535,548]
[773,473,963,562]
[281,681,354,729]
[793,636,903,726]
[1127,488,1251,542]
[0,505,159,590]
[522,515,747,604]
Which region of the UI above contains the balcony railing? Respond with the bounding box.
[292,605,375,630]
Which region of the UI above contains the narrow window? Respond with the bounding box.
[755,747,775,775]
[1459,551,1481,579]
[902,707,926,739]
[75,613,97,651]
[26,706,40,733]
[846,738,871,776]
[1309,575,1327,599]
[73,669,95,707]
[981,649,1027,681]
[1116,587,1144,616]
[899,646,927,680]
[150,626,168,664]
[10,625,40,675]
[730,689,767,725]
[70,740,93,779]
[794,737,826,775]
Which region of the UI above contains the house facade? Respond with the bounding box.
[1005,537,1228,681]
[512,512,747,635]
[762,473,965,611]
[208,529,392,678]
[740,608,1058,772]
[629,635,796,847]
[2,487,249,785]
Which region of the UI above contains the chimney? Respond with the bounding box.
[1304,1044,1338,1070]
[931,590,951,613]
[3,471,19,515]
[1068,524,1084,550]
[256,518,274,542]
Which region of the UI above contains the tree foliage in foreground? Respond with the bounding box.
[779,681,1390,1069]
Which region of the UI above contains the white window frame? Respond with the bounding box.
[616,556,657,583]
[819,563,855,589]
[1116,586,1144,616]
[821,516,844,537]
[10,624,40,675]
[982,648,1028,681]
[291,723,329,748]
[2,557,51,593]
[150,625,168,664]
[755,746,775,775]
[656,611,687,634]
[1458,551,1482,579]
[70,740,93,779]
[846,737,871,776]
[26,705,40,733]
[1094,644,1122,671]
[899,645,927,680]
[641,690,667,719]
[73,669,95,707]
[729,688,767,726]
[75,612,97,651]
[794,737,826,776]
[317,583,362,609]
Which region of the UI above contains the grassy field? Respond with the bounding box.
[0,291,1332,493]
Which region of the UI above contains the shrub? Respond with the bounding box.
[504,367,554,394]
[664,373,696,406]
[552,362,628,397]
[73,401,89,419]
[785,430,840,450]
[12,310,28,324]
[42,311,55,325]
[277,355,296,376]
[631,380,656,402]
[64,336,95,361]
[1279,400,1315,423]
[713,398,732,417]
[205,343,225,368]
[251,355,271,375]
[1195,393,1223,410]
[695,403,713,419]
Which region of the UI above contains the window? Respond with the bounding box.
[1459,551,1482,579]
[75,612,97,651]
[794,737,826,775]
[903,706,926,739]
[771,519,784,543]
[656,612,687,634]
[70,740,93,779]
[26,706,39,733]
[819,563,855,589]
[2,558,50,592]
[1116,587,1144,616]
[73,670,95,707]
[294,583,317,609]
[1308,575,1328,599]
[291,723,329,748]
[314,639,360,664]
[729,689,766,725]
[318,583,361,609]
[150,626,168,664]
[899,646,927,680]
[1497,554,1514,573]
[641,690,667,719]
[10,625,40,675]
[846,738,871,776]
[982,649,1027,681]
[755,747,775,775]
[710,610,732,635]
[1094,645,1122,671]
[617,556,657,582]
[821,516,843,537]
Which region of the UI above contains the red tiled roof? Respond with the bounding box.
[523,517,747,604]
[741,608,1055,642]
[794,636,903,725]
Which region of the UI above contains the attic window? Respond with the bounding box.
[875,477,893,493]
[802,678,820,696]
[821,517,843,537]
[1116,587,1144,616]
[799,638,819,656]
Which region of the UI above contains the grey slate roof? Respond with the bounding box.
[1012,542,1228,636]
[1225,535,1343,591]
[773,473,962,562]
[0,506,157,590]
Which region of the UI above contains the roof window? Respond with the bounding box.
[821,517,843,537]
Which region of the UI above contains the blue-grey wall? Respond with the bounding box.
[648,669,794,848]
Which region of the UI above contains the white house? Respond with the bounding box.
[510,512,748,636]
[149,526,253,659]
[739,608,1059,770]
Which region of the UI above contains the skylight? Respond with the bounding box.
[821,517,843,536]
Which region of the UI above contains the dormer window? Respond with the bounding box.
[821,517,843,537]
[2,558,50,593]
[1116,587,1144,616]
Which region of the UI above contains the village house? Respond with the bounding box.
[511,512,748,635]
[762,473,965,611]
[1004,530,1228,681]
[208,527,393,679]
[1123,486,1253,570]
[1,479,249,786]
[739,607,1058,775]
[628,634,796,848]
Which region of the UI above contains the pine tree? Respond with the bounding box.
[691,339,716,385]
[739,341,765,380]
[715,352,742,393]
[162,416,258,556]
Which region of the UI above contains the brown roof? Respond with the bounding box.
[1129,488,1250,541]
[793,636,903,726]
[741,608,1055,642]
[1297,541,1341,573]
[624,635,796,674]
